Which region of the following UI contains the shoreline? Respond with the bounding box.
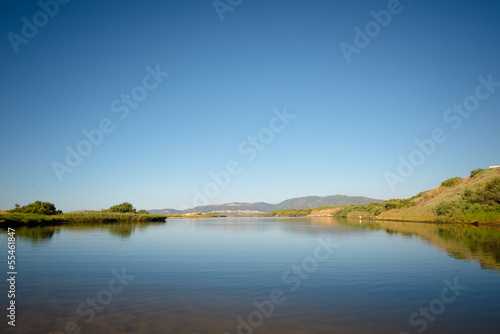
[0,212,168,228]
[2,212,499,228]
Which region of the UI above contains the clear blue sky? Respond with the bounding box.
[1,0,499,212]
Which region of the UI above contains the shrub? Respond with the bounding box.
[366,202,384,216]
[410,191,427,200]
[441,177,462,187]
[437,178,500,221]
[9,201,62,215]
[462,177,500,207]
[332,205,366,217]
[383,198,415,211]
[333,199,415,218]
[108,202,136,213]
[470,168,485,178]
[264,209,311,217]
[462,188,473,200]
[137,209,149,214]
[435,201,457,216]
[434,200,465,221]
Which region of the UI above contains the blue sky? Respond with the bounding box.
[1,0,499,212]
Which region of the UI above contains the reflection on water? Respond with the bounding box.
[14,226,59,244]
[3,221,166,241]
[0,217,499,334]
[171,217,500,271]
[7,218,500,269]
[335,219,500,271]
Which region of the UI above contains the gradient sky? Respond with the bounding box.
[1,0,499,212]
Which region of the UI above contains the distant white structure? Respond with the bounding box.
[489,165,500,169]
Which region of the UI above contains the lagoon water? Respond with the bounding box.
[1,217,500,334]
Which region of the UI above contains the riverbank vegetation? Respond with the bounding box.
[62,211,167,223]
[0,213,65,225]
[0,202,167,227]
[333,167,500,224]
[3,168,498,226]
[263,209,313,217]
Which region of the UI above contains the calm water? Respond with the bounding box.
[1,217,500,334]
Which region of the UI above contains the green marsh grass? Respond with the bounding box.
[0,211,167,227]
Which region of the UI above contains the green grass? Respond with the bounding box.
[62,211,167,223]
[464,210,500,223]
[0,211,167,227]
[0,213,65,225]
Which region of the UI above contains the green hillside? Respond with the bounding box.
[334,167,500,224]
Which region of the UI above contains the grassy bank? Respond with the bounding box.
[333,167,500,224]
[62,211,168,223]
[0,213,65,226]
[0,211,167,227]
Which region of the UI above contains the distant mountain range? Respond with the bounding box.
[149,195,383,215]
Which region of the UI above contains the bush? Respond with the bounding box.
[365,202,384,216]
[470,168,485,178]
[9,201,62,215]
[333,199,415,218]
[108,202,136,213]
[435,201,459,216]
[441,177,462,187]
[383,198,415,211]
[264,209,311,217]
[462,188,473,198]
[410,191,427,200]
[332,205,366,217]
[434,200,466,221]
[436,178,500,221]
[462,177,500,207]
[137,209,149,214]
